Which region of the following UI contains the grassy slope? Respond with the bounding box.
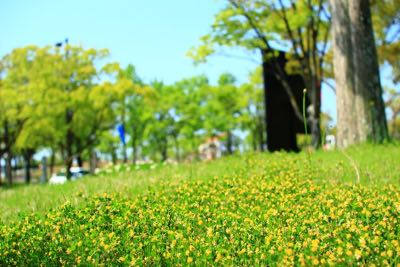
[0,144,399,266]
[0,144,399,224]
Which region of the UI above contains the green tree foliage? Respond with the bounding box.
[0,44,271,185]
[371,0,400,83]
[0,44,124,181]
[239,67,266,151]
[188,0,331,149]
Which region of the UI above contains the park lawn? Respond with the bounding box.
[0,143,399,265]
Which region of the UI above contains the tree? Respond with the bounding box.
[118,65,154,164]
[173,76,209,159]
[0,46,44,184]
[188,0,331,149]
[371,0,400,84]
[330,0,389,147]
[239,67,266,151]
[144,81,175,161]
[202,73,243,154]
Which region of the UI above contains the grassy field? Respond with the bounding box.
[0,144,399,265]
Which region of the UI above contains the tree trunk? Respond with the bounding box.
[348,0,389,143]
[65,109,74,180]
[252,129,258,152]
[309,83,322,148]
[122,141,127,163]
[132,144,138,165]
[173,134,180,162]
[257,115,265,151]
[131,127,138,164]
[89,150,97,174]
[161,138,168,162]
[330,0,388,147]
[4,120,12,185]
[50,149,56,175]
[5,153,12,185]
[23,149,34,184]
[111,148,117,165]
[0,155,2,185]
[77,154,83,168]
[226,131,233,154]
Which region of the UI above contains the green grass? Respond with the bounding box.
[1,143,399,224]
[0,144,399,265]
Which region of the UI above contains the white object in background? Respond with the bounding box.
[324,135,336,150]
[48,173,67,185]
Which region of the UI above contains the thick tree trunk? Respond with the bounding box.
[330,0,361,147]
[330,0,388,147]
[348,0,389,142]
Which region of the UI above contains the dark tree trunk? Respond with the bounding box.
[161,138,168,162]
[23,150,32,184]
[132,144,138,165]
[50,149,56,175]
[257,116,265,151]
[122,142,127,163]
[65,109,74,180]
[131,127,138,164]
[226,131,233,154]
[77,154,83,168]
[252,129,258,152]
[309,82,322,148]
[0,155,2,185]
[111,147,117,165]
[5,153,12,185]
[4,120,13,185]
[174,136,181,162]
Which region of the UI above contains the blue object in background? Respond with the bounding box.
[117,124,125,145]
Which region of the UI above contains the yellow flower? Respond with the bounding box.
[346,250,353,257]
[187,257,193,263]
[285,248,293,255]
[354,249,362,260]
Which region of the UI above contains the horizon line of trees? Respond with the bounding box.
[0,44,298,185]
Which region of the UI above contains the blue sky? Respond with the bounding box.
[2,0,339,122]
